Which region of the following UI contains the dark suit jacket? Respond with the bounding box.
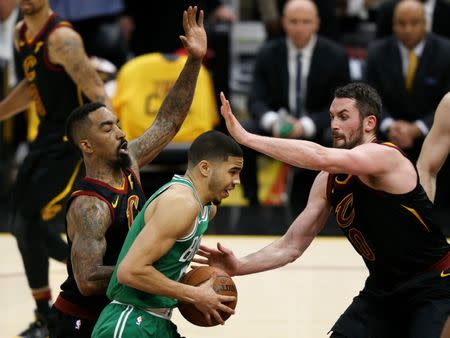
[376,0,450,40]
[247,36,350,140]
[364,34,450,130]
[125,0,223,55]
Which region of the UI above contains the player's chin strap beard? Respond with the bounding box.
[118,155,132,169]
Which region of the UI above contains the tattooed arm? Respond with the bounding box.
[67,196,114,296]
[47,26,111,108]
[128,6,207,168]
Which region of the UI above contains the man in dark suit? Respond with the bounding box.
[242,0,350,207]
[376,0,450,39]
[365,0,450,161]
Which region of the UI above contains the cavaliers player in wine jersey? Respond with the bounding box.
[0,0,110,336]
[197,83,450,337]
[50,157,146,337]
[47,6,208,338]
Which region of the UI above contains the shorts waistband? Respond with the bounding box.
[53,295,100,321]
[111,300,172,320]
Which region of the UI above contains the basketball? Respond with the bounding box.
[178,266,238,327]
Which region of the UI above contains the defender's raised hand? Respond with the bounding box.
[220,92,250,144]
[180,6,207,61]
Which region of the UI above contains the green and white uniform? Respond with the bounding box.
[92,175,211,338]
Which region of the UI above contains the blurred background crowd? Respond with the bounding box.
[1,0,450,234]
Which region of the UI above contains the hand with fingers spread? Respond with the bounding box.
[194,242,240,277]
[219,92,250,144]
[180,6,207,61]
[192,272,236,326]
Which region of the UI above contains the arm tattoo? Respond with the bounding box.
[49,29,109,105]
[68,197,114,294]
[129,57,202,167]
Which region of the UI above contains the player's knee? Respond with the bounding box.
[12,213,41,246]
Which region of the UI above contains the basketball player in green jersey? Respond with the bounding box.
[92,130,243,337]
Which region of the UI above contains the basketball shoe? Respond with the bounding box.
[16,309,49,338]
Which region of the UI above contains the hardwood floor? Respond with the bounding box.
[0,234,367,338]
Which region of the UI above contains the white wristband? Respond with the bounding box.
[299,116,316,139]
[260,111,279,132]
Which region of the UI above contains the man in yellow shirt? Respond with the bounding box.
[113,52,218,143]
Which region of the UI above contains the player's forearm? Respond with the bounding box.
[244,133,329,171]
[49,29,112,109]
[76,74,111,109]
[76,265,115,296]
[235,238,303,276]
[72,242,114,296]
[82,83,112,109]
[155,56,201,135]
[117,264,199,303]
[128,57,202,167]
[0,79,33,121]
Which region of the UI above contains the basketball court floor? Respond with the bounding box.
[0,234,367,338]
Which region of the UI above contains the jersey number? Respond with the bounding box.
[179,236,201,263]
[177,236,201,280]
[348,228,375,261]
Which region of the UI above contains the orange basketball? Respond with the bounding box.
[178,266,238,327]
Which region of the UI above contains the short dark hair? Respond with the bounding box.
[334,82,382,131]
[66,102,106,154]
[188,130,243,167]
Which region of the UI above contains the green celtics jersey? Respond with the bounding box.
[106,175,211,309]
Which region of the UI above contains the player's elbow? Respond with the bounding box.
[77,281,102,296]
[286,247,302,264]
[279,236,303,264]
[117,261,133,286]
[277,245,302,267]
[274,248,301,269]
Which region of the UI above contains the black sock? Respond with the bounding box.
[33,289,51,321]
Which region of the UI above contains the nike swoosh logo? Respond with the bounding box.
[111,196,119,208]
[441,270,450,278]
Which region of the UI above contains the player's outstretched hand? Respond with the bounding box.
[180,6,207,61]
[194,242,240,277]
[219,92,250,145]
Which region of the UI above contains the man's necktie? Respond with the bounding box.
[405,50,418,91]
[296,53,302,117]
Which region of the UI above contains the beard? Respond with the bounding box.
[110,154,132,170]
[112,139,132,169]
[332,122,364,149]
[117,153,132,169]
[111,152,132,170]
